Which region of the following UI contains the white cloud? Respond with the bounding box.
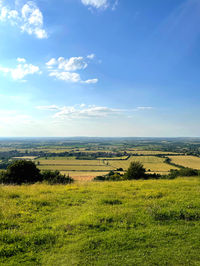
[136,107,153,111]
[49,70,81,83]
[37,104,121,119]
[81,0,108,9]
[87,53,95,59]
[17,57,26,63]
[0,58,40,80]
[0,1,47,39]
[46,58,57,69]
[46,54,98,84]
[82,78,98,84]
[57,56,87,71]
[81,0,118,10]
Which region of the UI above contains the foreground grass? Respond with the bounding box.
[1,178,200,265]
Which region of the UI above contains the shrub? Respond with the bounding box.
[41,170,74,184]
[2,160,41,184]
[124,161,146,180]
[93,171,123,181]
[0,160,74,185]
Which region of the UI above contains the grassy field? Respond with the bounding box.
[1,178,200,265]
[169,156,200,169]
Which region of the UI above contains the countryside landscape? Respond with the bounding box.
[1,0,200,265]
[1,138,200,265]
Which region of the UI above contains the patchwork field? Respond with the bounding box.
[33,156,180,179]
[1,178,200,265]
[109,156,178,173]
[168,156,200,169]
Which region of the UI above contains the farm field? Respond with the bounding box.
[1,178,200,265]
[127,150,180,155]
[109,156,179,173]
[168,156,200,169]
[60,171,109,181]
[34,156,179,179]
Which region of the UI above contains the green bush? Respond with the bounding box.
[1,160,41,185]
[0,160,74,185]
[94,171,123,181]
[41,170,74,184]
[124,161,146,180]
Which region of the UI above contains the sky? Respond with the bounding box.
[0,0,200,137]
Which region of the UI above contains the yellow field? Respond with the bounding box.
[13,156,37,160]
[109,156,178,173]
[38,165,112,171]
[60,171,109,181]
[168,156,200,169]
[37,158,105,165]
[126,150,179,155]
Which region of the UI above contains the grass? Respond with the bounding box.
[1,177,200,265]
[168,155,200,169]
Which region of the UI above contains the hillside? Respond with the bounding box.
[1,177,200,265]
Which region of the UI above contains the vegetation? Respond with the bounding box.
[1,178,200,265]
[125,161,146,180]
[41,170,74,184]
[0,160,41,185]
[0,160,73,185]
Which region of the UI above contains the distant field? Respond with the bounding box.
[38,165,112,171]
[37,158,105,165]
[13,156,37,160]
[60,171,109,181]
[109,156,178,173]
[168,155,200,169]
[126,150,179,155]
[35,156,179,178]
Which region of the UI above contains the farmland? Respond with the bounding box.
[1,138,200,265]
[1,138,200,180]
[168,155,200,170]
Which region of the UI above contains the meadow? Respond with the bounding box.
[1,177,200,265]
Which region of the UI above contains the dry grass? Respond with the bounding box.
[168,155,200,169]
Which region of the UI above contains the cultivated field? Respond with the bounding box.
[33,155,180,179]
[109,156,178,173]
[126,150,180,155]
[1,178,200,265]
[168,156,200,169]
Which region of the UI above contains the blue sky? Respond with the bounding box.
[0,0,200,137]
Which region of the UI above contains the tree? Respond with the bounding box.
[5,160,41,184]
[125,161,146,180]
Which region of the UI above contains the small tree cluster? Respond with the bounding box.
[0,160,74,185]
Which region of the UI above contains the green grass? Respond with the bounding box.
[1,177,200,265]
